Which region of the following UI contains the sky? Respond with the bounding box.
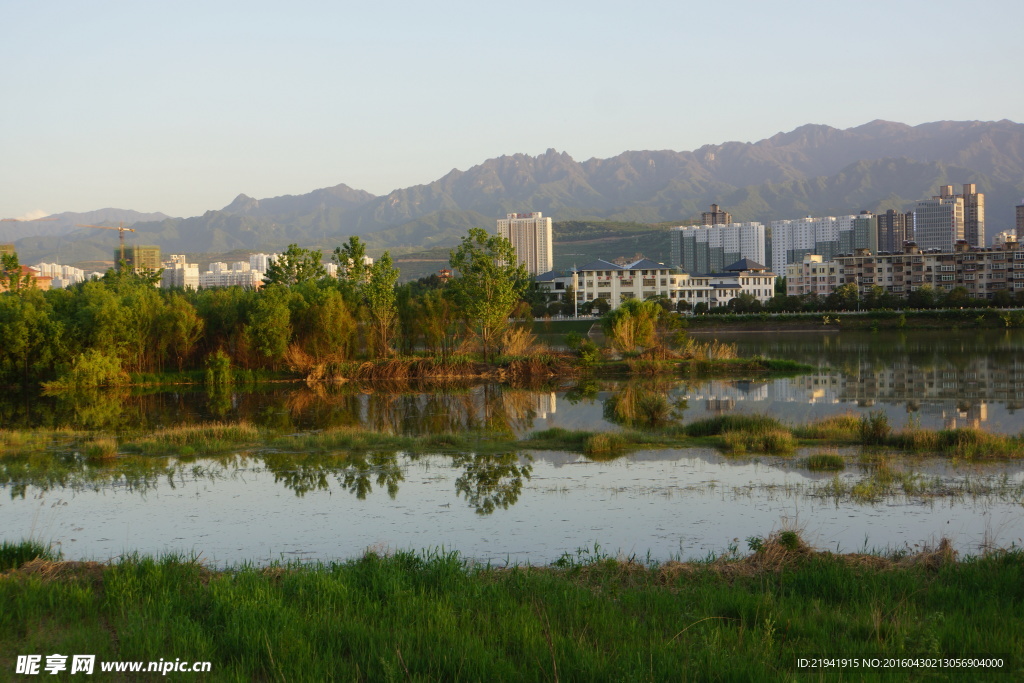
[2,0,1022,220]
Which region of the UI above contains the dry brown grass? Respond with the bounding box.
[499,326,540,356]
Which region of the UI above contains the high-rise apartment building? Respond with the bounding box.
[961,183,985,247]
[496,212,553,275]
[876,209,914,253]
[701,204,732,226]
[118,245,161,273]
[914,191,964,252]
[768,213,875,273]
[1016,200,1024,240]
[670,222,765,274]
[161,255,200,290]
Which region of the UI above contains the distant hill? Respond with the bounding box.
[13,119,1024,266]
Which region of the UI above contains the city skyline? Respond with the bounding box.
[3,1,1022,220]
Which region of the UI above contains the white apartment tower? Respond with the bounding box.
[497,212,553,275]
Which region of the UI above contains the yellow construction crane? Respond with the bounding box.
[77,222,136,266]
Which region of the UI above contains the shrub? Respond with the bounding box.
[204,349,233,386]
[859,410,891,445]
[44,350,128,390]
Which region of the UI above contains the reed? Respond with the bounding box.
[683,414,786,438]
[805,452,846,471]
[582,432,629,457]
[82,436,118,461]
[793,413,861,441]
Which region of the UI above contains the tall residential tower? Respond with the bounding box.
[497,212,553,275]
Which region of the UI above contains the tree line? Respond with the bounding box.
[0,230,529,389]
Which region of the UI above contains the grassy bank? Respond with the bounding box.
[2,409,1022,464]
[1,535,1020,681]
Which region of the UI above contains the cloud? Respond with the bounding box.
[15,210,50,221]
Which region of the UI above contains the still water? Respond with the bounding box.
[4,449,1022,565]
[2,329,1022,564]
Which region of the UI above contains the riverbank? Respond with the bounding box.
[2,535,1020,681]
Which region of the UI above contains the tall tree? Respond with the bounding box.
[332,236,369,285]
[364,252,400,357]
[263,244,327,287]
[447,228,529,360]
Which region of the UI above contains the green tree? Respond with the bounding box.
[420,289,460,358]
[826,283,859,311]
[365,252,400,357]
[942,286,974,308]
[0,288,62,384]
[163,293,205,371]
[1,252,33,292]
[447,228,529,360]
[601,298,661,353]
[245,286,293,368]
[907,285,937,309]
[332,236,369,285]
[263,244,327,287]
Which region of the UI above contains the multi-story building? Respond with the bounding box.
[161,255,200,290]
[785,254,842,297]
[913,191,964,252]
[1016,200,1024,240]
[496,212,553,276]
[538,258,775,311]
[768,212,875,273]
[32,262,90,288]
[993,231,1018,248]
[118,245,161,273]
[961,183,985,248]
[199,261,264,289]
[785,240,1024,300]
[669,222,766,274]
[701,203,732,226]
[876,209,914,253]
[0,265,51,292]
[249,253,279,273]
[913,184,984,251]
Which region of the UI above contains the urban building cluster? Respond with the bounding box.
[499,212,777,311]
[786,240,1024,299]
[660,188,1024,304]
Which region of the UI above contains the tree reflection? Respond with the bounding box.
[259,451,405,499]
[602,381,686,428]
[337,452,405,500]
[451,451,533,515]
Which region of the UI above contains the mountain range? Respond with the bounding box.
[10,119,1024,268]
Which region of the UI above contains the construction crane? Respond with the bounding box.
[77,222,136,266]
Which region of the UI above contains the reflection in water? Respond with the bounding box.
[1,331,1022,436]
[0,449,532,516]
[602,381,686,428]
[452,452,534,515]
[4,448,1022,565]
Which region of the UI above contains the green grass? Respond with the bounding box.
[0,539,59,571]
[805,452,846,471]
[1,538,1021,681]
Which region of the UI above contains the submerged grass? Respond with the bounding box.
[1,535,1021,681]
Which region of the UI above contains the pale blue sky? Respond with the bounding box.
[2,0,1021,219]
